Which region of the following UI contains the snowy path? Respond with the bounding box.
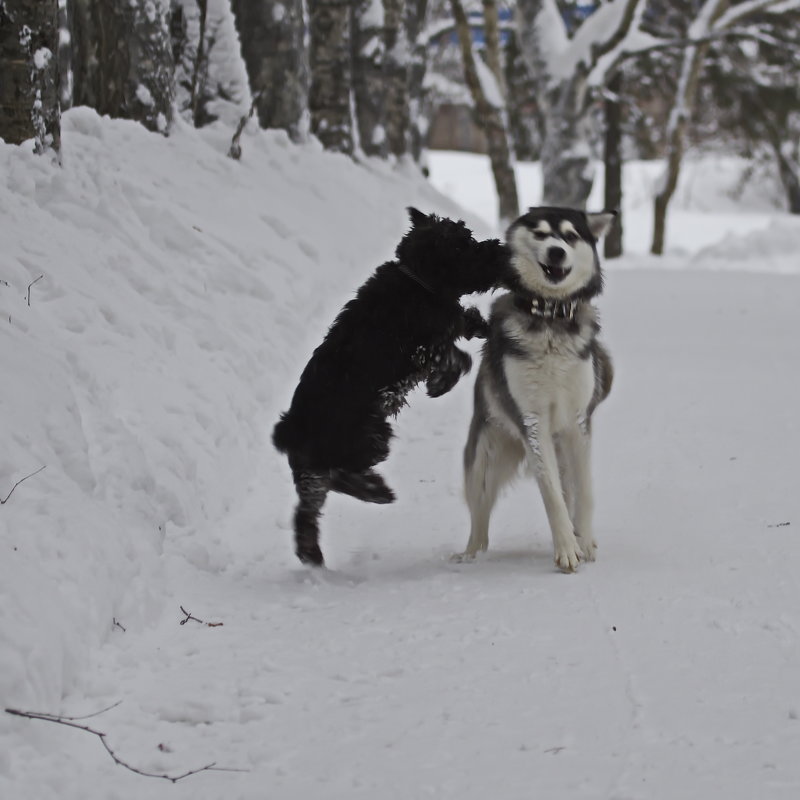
[8,270,799,799]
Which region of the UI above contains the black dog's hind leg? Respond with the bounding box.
[330,468,395,504]
[292,470,330,566]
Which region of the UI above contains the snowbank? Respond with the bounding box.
[0,109,487,713]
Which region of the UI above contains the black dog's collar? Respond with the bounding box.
[398,264,436,295]
[514,295,581,320]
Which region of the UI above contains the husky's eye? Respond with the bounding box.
[533,230,548,241]
[563,232,578,245]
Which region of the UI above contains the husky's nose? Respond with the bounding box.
[547,246,566,265]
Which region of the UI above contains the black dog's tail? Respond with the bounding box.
[272,414,294,454]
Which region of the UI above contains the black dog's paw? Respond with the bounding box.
[330,469,396,504]
[426,347,472,397]
[463,306,489,340]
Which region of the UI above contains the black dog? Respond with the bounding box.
[273,207,509,566]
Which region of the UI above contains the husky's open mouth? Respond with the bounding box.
[539,262,572,284]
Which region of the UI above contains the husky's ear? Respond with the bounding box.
[586,210,617,240]
[407,206,430,228]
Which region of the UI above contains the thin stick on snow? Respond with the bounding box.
[179,605,223,627]
[4,707,247,782]
[0,466,46,505]
[26,275,43,307]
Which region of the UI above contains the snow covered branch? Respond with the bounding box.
[713,0,800,30]
[4,705,245,782]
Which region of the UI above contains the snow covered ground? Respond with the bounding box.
[1,115,799,799]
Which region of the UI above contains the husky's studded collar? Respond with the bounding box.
[513,295,582,320]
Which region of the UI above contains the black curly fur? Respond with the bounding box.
[273,207,509,566]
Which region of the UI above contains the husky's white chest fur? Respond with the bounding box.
[500,303,597,435]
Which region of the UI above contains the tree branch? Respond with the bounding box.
[5,706,246,782]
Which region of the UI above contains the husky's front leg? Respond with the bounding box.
[560,422,596,561]
[524,414,583,572]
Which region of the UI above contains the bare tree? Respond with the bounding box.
[230,0,307,139]
[0,0,61,154]
[449,0,518,225]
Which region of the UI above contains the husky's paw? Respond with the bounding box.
[576,536,597,562]
[554,540,582,573]
[450,550,477,564]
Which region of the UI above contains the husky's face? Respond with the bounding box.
[506,208,615,299]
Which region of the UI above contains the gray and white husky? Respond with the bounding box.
[459,207,616,572]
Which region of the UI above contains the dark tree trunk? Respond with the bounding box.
[308,0,353,154]
[404,0,428,163]
[0,0,61,153]
[603,71,623,258]
[383,0,410,157]
[69,0,174,133]
[230,0,307,140]
[351,0,386,156]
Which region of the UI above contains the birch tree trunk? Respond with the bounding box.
[351,0,387,156]
[450,0,518,225]
[383,0,410,157]
[69,0,174,133]
[539,76,594,207]
[308,0,354,154]
[0,0,61,153]
[231,0,307,140]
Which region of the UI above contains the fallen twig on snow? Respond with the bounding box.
[179,605,223,627]
[112,618,126,633]
[4,705,246,782]
[26,275,43,307]
[1,466,47,505]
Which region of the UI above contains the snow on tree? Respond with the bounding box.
[515,0,644,207]
[0,0,61,154]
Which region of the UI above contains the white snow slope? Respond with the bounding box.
[1,114,799,799]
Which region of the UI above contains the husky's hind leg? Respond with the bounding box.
[291,470,330,566]
[460,419,523,559]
